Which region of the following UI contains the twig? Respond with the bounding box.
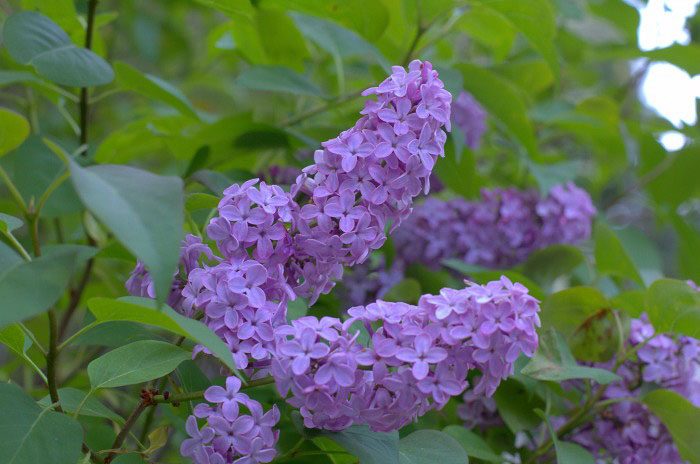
[79,0,99,150]
[280,90,364,127]
[151,376,276,404]
[104,391,153,464]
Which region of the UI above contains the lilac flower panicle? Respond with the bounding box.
[272,278,540,432]
[184,376,280,464]
[452,91,487,150]
[392,182,596,270]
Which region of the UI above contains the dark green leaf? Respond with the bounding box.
[594,221,643,286]
[114,61,199,119]
[321,425,399,464]
[642,389,700,463]
[382,278,421,304]
[0,383,83,464]
[185,193,220,212]
[255,8,308,69]
[237,66,324,97]
[399,429,467,464]
[70,162,184,303]
[0,108,30,157]
[3,11,114,86]
[494,379,544,433]
[38,388,123,423]
[0,245,96,327]
[521,245,585,288]
[87,297,237,372]
[442,426,500,462]
[87,340,190,389]
[521,329,620,384]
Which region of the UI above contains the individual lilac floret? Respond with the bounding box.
[392,183,596,270]
[452,91,487,150]
[271,277,540,432]
[183,376,279,464]
[544,314,700,463]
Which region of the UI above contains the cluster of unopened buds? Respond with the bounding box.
[126,60,544,463]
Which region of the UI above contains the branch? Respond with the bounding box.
[151,376,276,405]
[79,0,99,149]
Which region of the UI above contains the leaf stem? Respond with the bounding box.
[0,166,28,213]
[104,399,149,464]
[280,90,364,127]
[2,230,32,261]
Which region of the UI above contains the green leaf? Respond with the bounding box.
[291,12,389,69]
[69,162,184,303]
[276,0,389,40]
[255,8,309,69]
[521,329,620,384]
[382,278,421,304]
[38,388,123,423]
[88,340,190,389]
[0,136,82,218]
[521,245,585,289]
[0,324,31,355]
[593,221,643,286]
[442,426,500,462]
[2,11,114,86]
[0,245,96,327]
[642,389,700,463]
[537,410,595,464]
[236,66,324,97]
[0,383,83,464]
[398,429,467,464]
[644,279,700,338]
[456,63,537,157]
[321,425,399,464]
[114,61,199,119]
[0,108,30,157]
[674,215,700,283]
[185,192,220,212]
[477,0,559,77]
[646,148,700,208]
[458,5,516,61]
[541,286,608,333]
[494,379,544,433]
[87,297,238,373]
[0,212,22,233]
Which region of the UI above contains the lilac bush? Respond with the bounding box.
[452,91,487,150]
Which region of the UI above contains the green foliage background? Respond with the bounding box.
[0,0,699,463]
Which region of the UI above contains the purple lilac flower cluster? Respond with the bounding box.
[271,278,540,432]
[288,60,451,303]
[452,91,487,150]
[553,313,700,463]
[181,376,280,464]
[393,183,596,269]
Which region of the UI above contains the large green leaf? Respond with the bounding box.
[2,11,114,86]
[69,162,184,303]
[291,12,389,69]
[0,108,30,157]
[321,425,399,464]
[541,286,609,334]
[521,329,620,384]
[593,221,643,286]
[646,148,700,208]
[87,297,237,372]
[477,0,559,77]
[255,8,309,70]
[0,383,83,464]
[38,388,123,423]
[236,66,324,97]
[87,340,190,389]
[399,430,467,464]
[456,63,537,157]
[493,379,544,433]
[0,245,96,327]
[114,61,199,119]
[642,390,700,463]
[644,279,700,338]
[521,244,586,289]
[442,426,500,462]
